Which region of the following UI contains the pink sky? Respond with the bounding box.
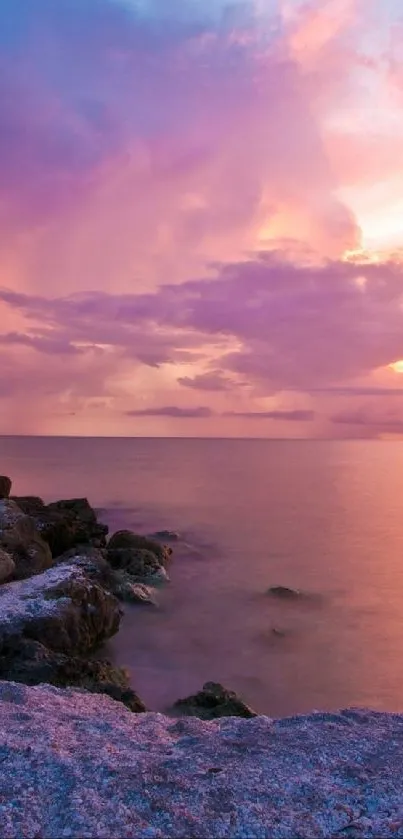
[1,0,403,438]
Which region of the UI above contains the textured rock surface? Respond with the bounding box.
[108,529,172,565]
[0,500,53,580]
[0,554,122,655]
[12,495,109,558]
[0,639,146,712]
[107,545,171,583]
[0,683,403,838]
[173,681,257,720]
[111,573,158,605]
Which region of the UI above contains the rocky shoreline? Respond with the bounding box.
[2,475,403,838]
[0,475,254,718]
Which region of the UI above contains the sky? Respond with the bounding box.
[1,0,403,438]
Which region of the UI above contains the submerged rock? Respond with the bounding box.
[149,529,180,542]
[108,530,172,565]
[12,495,109,558]
[111,574,158,605]
[107,547,170,584]
[0,554,122,656]
[0,500,53,580]
[173,681,257,720]
[267,585,301,599]
[0,476,11,499]
[0,638,146,712]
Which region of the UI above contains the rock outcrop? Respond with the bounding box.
[173,681,257,720]
[0,682,402,838]
[0,639,145,712]
[0,553,122,655]
[12,495,109,558]
[107,529,171,583]
[108,529,172,565]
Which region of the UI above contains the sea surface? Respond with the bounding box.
[2,436,403,718]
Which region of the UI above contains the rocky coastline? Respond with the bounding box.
[0,475,255,718]
[1,475,403,837]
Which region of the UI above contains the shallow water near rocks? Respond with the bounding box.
[3,436,403,717]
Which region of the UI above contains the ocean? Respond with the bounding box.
[2,435,403,718]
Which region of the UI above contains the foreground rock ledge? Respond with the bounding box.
[1,682,403,839]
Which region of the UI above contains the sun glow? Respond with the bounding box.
[389,360,403,374]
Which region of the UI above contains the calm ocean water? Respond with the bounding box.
[2,436,403,717]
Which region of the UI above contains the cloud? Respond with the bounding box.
[331,407,403,436]
[178,372,238,391]
[125,405,214,418]
[224,409,315,421]
[2,250,403,399]
[310,385,403,396]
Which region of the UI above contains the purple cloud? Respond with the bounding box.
[224,409,315,421]
[178,372,239,391]
[125,405,214,418]
[331,408,403,436]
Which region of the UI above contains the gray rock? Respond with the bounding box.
[0,684,402,838]
[0,553,122,656]
[173,681,257,720]
[0,476,11,499]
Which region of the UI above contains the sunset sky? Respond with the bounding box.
[1,0,403,437]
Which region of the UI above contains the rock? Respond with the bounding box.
[12,496,109,558]
[0,554,122,656]
[149,529,180,542]
[107,545,170,584]
[0,476,11,499]
[111,573,157,605]
[0,500,53,580]
[0,686,401,838]
[173,681,257,720]
[267,585,301,599]
[47,498,97,524]
[271,627,286,637]
[0,639,146,712]
[0,548,15,583]
[10,496,45,515]
[108,530,172,565]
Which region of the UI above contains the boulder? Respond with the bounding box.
[267,585,301,599]
[0,553,122,656]
[12,496,109,558]
[0,548,15,583]
[0,639,146,712]
[111,573,157,605]
[108,530,172,565]
[0,476,11,499]
[173,681,257,720]
[0,499,53,580]
[106,546,170,583]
